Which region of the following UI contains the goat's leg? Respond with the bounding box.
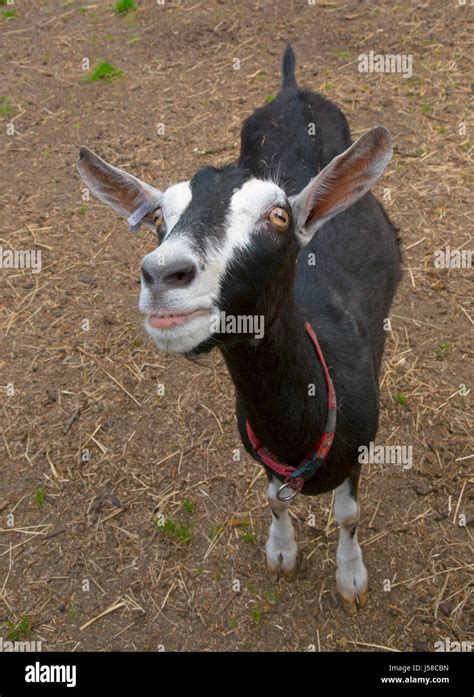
[334,471,368,614]
[265,476,298,579]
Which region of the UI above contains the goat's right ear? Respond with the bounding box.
[290,126,393,245]
[77,147,162,229]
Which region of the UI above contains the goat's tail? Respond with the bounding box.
[281,44,297,90]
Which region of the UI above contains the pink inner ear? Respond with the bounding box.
[78,149,150,218]
[305,128,391,227]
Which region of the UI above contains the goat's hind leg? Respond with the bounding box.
[265,476,298,579]
[334,468,368,614]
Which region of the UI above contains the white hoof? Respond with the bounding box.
[336,558,369,614]
[265,534,297,579]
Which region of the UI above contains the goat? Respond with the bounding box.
[77,45,401,614]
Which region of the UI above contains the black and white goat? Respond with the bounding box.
[77,46,400,614]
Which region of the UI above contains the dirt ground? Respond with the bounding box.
[1,0,472,653]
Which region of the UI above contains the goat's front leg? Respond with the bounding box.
[334,474,368,614]
[265,476,298,579]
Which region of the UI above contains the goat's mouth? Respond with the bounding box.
[145,308,209,330]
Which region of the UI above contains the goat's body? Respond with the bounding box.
[228,55,401,496]
[78,45,401,611]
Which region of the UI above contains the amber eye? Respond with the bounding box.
[269,206,290,231]
[153,207,163,230]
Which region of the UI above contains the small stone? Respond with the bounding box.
[415,482,432,496]
[78,271,97,286]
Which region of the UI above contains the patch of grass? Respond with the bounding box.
[157,518,192,545]
[182,498,194,513]
[194,566,204,576]
[242,531,255,544]
[69,606,78,622]
[35,487,45,507]
[396,392,408,406]
[212,565,223,582]
[434,341,449,361]
[114,0,136,14]
[331,49,350,60]
[265,95,274,104]
[209,525,221,540]
[87,61,123,82]
[0,96,15,117]
[6,617,32,641]
[266,588,280,605]
[2,9,16,19]
[245,581,257,596]
[250,606,263,624]
[78,204,88,215]
[421,102,432,114]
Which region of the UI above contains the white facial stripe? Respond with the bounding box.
[138,177,286,354]
[160,181,192,236]
[226,179,286,249]
[210,179,286,278]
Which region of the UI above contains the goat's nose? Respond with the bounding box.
[141,258,197,289]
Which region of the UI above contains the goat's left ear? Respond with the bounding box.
[77,147,162,230]
[290,126,392,245]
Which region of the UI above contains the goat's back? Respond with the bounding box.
[239,78,401,376]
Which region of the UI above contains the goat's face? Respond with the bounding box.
[138,166,299,354]
[77,151,299,354]
[77,126,392,354]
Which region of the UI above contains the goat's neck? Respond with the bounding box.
[220,292,328,466]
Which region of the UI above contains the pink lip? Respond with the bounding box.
[147,309,208,329]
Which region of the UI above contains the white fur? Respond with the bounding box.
[139,179,286,353]
[265,476,297,577]
[160,181,193,237]
[334,478,368,610]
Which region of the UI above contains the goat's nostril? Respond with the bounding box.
[140,262,155,286]
[162,264,197,288]
[141,259,197,289]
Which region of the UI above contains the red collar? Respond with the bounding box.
[246,321,337,501]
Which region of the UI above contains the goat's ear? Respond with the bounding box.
[77,147,162,228]
[290,126,392,244]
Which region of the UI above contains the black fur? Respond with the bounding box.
[217,46,401,496]
[165,164,251,260]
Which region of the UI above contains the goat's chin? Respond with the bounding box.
[144,314,212,354]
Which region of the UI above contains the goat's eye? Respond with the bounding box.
[269,207,290,231]
[153,207,163,230]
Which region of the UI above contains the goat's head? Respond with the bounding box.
[77,125,392,354]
